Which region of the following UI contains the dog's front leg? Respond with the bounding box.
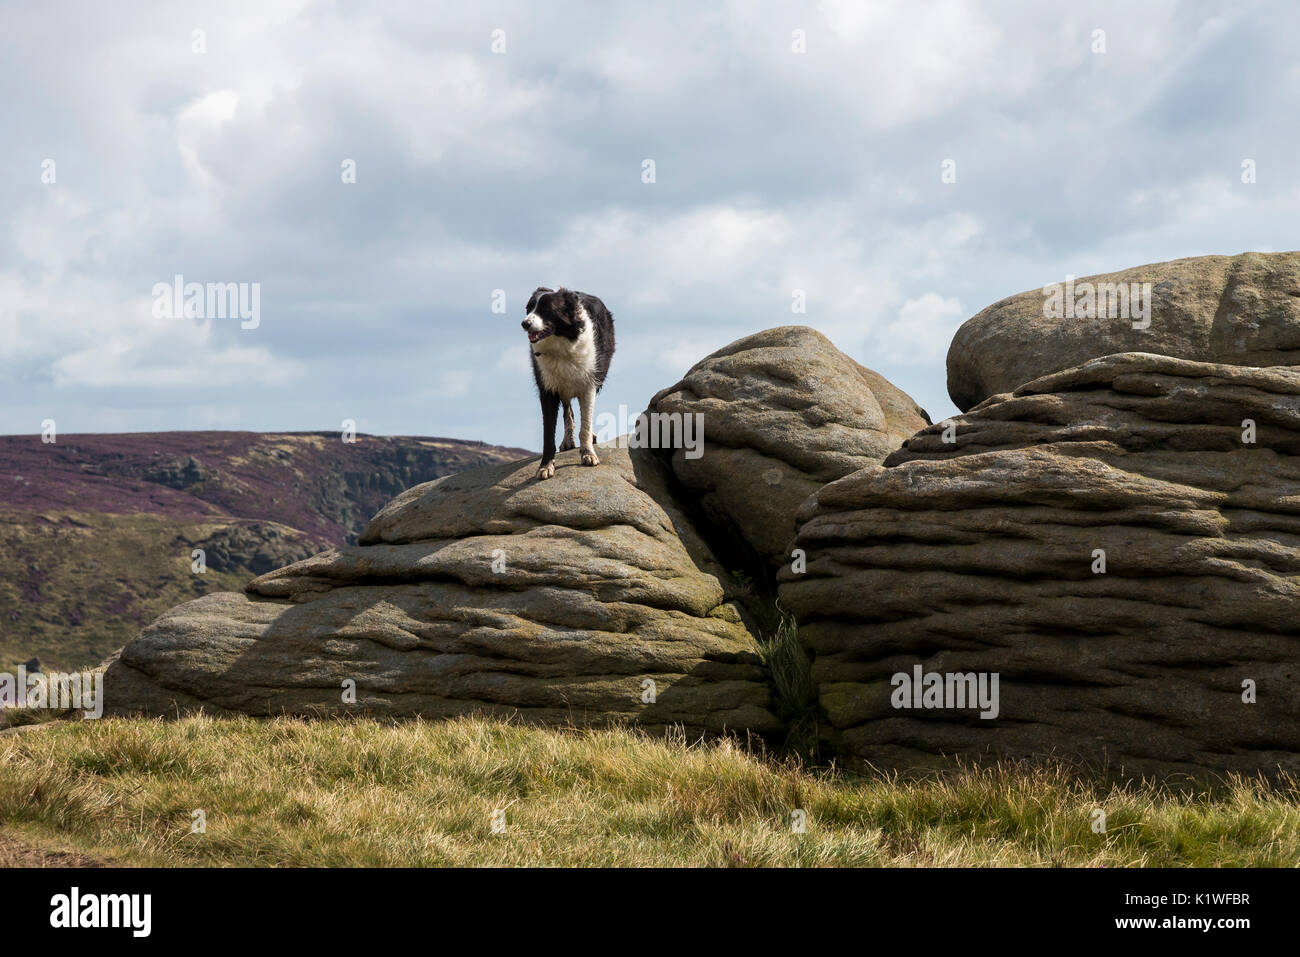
[559,400,576,451]
[578,385,599,467]
[538,391,559,480]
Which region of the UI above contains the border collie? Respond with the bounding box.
[521,287,615,480]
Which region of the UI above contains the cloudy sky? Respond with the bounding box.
[2,0,1297,449]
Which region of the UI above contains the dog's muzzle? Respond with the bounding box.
[522,315,551,343]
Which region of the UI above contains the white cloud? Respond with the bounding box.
[496,345,530,375]
[435,369,474,398]
[48,301,303,390]
[176,90,243,188]
[816,0,1004,126]
[53,337,298,389]
[2,0,1298,447]
[654,336,737,378]
[873,293,966,365]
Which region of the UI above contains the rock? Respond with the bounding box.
[647,326,929,564]
[22,657,40,674]
[104,447,780,736]
[144,455,218,490]
[780,352,1300,780]
[194,520,317,575]
[948,251,1300,411]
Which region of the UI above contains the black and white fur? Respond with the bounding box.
[522,287,615,480]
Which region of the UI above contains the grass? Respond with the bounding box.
[0,510,254,671]
[724,567,818,757]
[754,600,818,757]
[1,714,1298,867]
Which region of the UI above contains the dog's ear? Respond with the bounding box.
[557,288,579,316]
[526,286,553,313]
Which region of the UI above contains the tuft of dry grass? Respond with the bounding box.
[1,715,1297,867]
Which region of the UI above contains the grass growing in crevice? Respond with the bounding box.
[753,601,818,759]
[2,715,1296,867]
[727,568,818,758]
[642,450,816,756]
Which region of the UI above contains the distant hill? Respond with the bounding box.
[0,431,530,670]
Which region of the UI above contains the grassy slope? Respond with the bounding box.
[2,716,1297,867]
[0,511,260,671]
[0,432,530,670]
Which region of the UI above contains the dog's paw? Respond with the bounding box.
[559,436,576,452]
[581,449,600,467]
[536,462,556,480]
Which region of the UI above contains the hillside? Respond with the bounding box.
[0,431,530,670]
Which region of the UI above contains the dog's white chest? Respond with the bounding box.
[533,323,596,398]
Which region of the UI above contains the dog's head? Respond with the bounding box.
[522,287,582,344]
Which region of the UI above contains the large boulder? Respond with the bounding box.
[948,251,1300,411]
[104,447,781,735]
[647,326,929,564]
[780,352,1300,780]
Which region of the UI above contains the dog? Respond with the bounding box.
[521,287,615,480]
